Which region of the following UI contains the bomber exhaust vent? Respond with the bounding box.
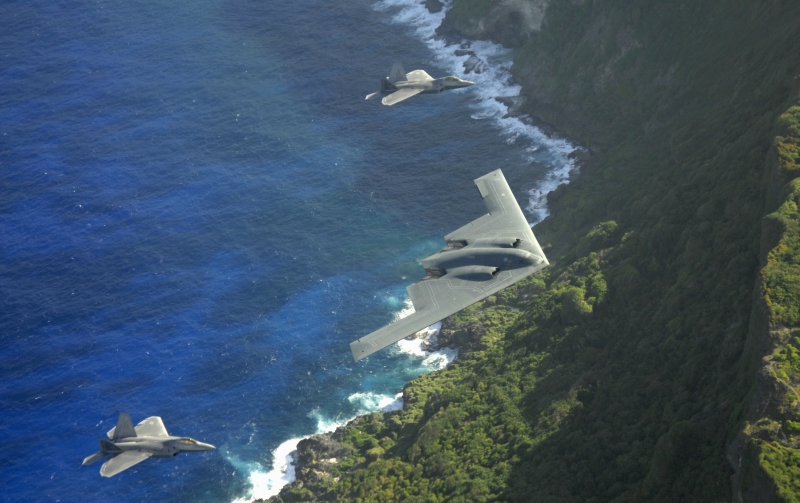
[424,268,446,279]
[445,239,467,250]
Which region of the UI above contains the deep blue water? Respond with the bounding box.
[0,1,574,501]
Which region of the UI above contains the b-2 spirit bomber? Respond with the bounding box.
[83,413,215,477]
[350,169,549,360]
[365,62,474,106]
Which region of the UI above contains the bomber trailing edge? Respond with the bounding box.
[349,169,549,361]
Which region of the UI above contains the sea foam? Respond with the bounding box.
[392,301,457,369]
[228,437,303,503]
[373,0,579,223]
[227,295,458,503]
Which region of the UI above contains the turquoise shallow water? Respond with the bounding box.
[0,1,573,501]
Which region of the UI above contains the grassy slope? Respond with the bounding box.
[271,1,800,501]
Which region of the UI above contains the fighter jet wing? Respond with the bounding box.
[100,451,153,477]
[382,88,424,106]
[135,416,169,437]
[404,69,433,81]
[349,169,548,361]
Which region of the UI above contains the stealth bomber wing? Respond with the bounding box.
[349,169,549,361]
[365,62,474,106]
[83,413,215,477]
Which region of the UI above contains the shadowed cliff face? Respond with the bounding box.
[511,0,800,152]
[268,1,800,502]
[436,0,549,47]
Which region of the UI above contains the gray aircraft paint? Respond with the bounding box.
[350,169,549,361]
[82,413,215,477]
[365,63,474,106]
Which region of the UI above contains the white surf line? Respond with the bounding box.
[373,0,580,224]
[392,300,457,368]
[228,301,446,503]
[228,437,304,503]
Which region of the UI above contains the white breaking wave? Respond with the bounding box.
[228,437,303,503]
[227,296,458,503]
[349,391,405,413]
[392,304,457,370]
[373,0,580,223]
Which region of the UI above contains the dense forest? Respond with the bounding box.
[268,0,800,501]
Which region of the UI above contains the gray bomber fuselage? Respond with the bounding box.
[421,243,539,279]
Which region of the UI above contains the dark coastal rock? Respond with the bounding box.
[267,428,354,502]
[494,95,526,117]
[423,0,443,14]
[462,54,487,75]
[295,433,352,478]
[453,49,488,75]
[422,315,486,356]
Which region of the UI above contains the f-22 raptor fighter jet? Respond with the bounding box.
[365,63,474,106]
[83,413,215,477]
[350,169,549,360]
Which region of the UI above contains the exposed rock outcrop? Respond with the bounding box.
[422,315,486,356]
[423,0,444,14]
[266,426,354,503]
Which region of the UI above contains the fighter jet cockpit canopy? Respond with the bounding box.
[179,438,198,444]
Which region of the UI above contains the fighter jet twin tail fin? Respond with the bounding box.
[108,412,137,440]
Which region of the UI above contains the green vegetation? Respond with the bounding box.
[753,102,800,500]
[764,105,800,326]
[758,442,800,503]
[271,1,800,501]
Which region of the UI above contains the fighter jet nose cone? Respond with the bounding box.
[464,80,475,86]
[200,442,216,451]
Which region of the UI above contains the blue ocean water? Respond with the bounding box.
[0,0,575,501]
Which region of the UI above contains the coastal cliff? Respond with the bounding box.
[268,1,800,501]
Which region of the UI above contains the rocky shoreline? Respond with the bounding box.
[259,314,489,503]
